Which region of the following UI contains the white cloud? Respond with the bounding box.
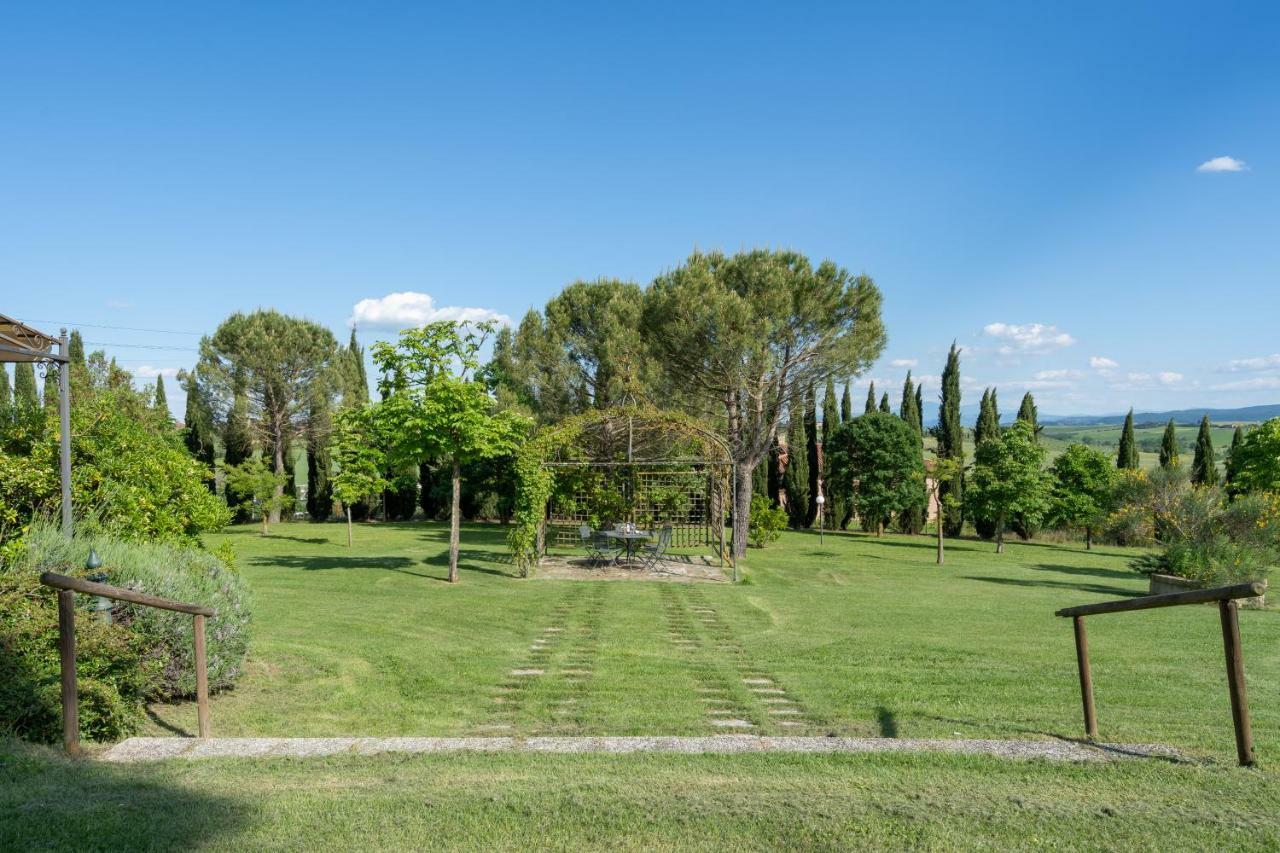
[889,358,918,368]
[349,291,511,330]
[1089,356,1119,370]
[1158,371,1183,385]
[1034,368,1082,380]
[982,322,1076,355]
[134,365,179,379]
[1126,372,1152,383]
[1221,354,1280,373]
[1196,155,1248,173]
[1211,376,1280,392]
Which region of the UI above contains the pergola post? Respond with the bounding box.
[59,329,73,538]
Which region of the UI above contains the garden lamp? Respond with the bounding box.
[815,493,825,545]
[86,548,112,625]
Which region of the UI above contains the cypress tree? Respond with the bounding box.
[13,362,38,409]
[915,383,924,433]
[840,383,852,424]
[783,403,809,529]
[1225,425,1245,493]
[42,367,60,417]
[1016,392,1039,441]
[1191,414,1216,486]
[899,373,924,534]
[68,330,85,367]
[879,392,891,414]
[223,382,255,520]
[181,369,217,484]
[1158,419,1179,469]
[1117,409,1139,470]
[972,388,1000,539]
[344,328,369,407]
[767,431,783,508]
[805,385,821,526]
[751,453,769,498]
[864,382,877,415]
[154,374,169,415]
[822,378,840,528]
[937,342,965,537]
[0,366,10,409]
[305,384,335,520]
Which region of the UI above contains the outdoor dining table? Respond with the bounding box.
[603,529,651,565]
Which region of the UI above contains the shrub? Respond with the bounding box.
[1128,487,1278,587]
[748,495,787,548]
[16,521,251,698]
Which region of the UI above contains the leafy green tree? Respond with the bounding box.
[865,382,877,415]
[1047,444,1116,549]
[153,374,168,416]
[1191,414,1217,486]
[371,322,528,582]
[748,494,788,548]
[224,457,291,535]
[1225,425,1245,493]
[782,406,809,529]
[643,249,885,557]
[1117,409,1140,469]
[829,412,925,536]
[898,372,924,534]
[926,456,963,564]
[197,310,340,523]
[967,421,1049,553]
[971,388,1000,539]
[1226,418,1280,495]
[13,362,39,410]
[935,343,965,536]
[1159,419,1180,469]
[840,383,852,423]
[331,407,388,546]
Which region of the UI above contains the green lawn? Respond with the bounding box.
[4,522,1279,850]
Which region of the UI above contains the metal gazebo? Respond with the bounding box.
[0,314,72,536]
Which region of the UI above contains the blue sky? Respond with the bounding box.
[4,1,1279,419]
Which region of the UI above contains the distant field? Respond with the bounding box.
[1041,423,1243,471]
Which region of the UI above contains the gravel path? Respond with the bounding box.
[100,736,1182,763]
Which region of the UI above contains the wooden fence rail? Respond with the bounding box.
[39,571,215,754]
[1055,580,1266,767]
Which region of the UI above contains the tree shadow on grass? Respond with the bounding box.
[421,550,519,579]
[1029,563,1138,582]
[254,554,437,580]
[876,706,898,738]
[0,739,251,848]
[144,705,191,737]
[859,537,991,555]
[261,534,331,545]
[960,575,1143,598]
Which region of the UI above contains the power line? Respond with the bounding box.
[84,341,199,352]
[16,318,204,336]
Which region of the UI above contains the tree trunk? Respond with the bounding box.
[271,440,285,525]
[347,507,354,548]
[448,457,461,583]
[261,512,268,536]
[936,507,944,565]
[1085,526,1092,550]
[876,520,883,537]
[732,460,752,559]
[996,513,1005,554]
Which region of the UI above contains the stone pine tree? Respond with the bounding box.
[154,374,169,416]
[1191,414,1217,485]
[840,383,852,424]
[1117,409,1140,470]
[13,362,38,410]
[971,388,1000,539]
[898,372,924,534]
[865,382,877,415]
[783,404,810,529]
[822,378,840,529]
[1225,425,1245,493]
[805,385,821,526]
[936,343,965,537]
[1159,419,1180,469]
[879,393,891,413]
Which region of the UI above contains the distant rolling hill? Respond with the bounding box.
[922,403,1280,428]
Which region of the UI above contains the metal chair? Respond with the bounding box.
[640,525,673,569]
[592,531,623,566]
[579,525,598,564]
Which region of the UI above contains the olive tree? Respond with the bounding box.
[371,322,528,582]
[643,249,885,557]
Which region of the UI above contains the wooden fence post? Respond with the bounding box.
[194,614,210,738]
[57,589,79,754]
[1219,600,1254,767]
[1072,615,1097,740]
